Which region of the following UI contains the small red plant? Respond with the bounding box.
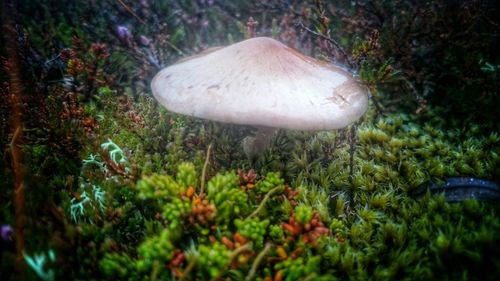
[167,248,186,278]
[238,169,257,190]
[282,212,330,247]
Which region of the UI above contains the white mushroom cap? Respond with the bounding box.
[151,37,368,131]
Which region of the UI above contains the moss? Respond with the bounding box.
[1,1,499,280]
[89,159,498,280]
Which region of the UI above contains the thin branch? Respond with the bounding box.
[210,244,253,281]
[347,123,358,210]
[179,256,197,281]
[247,185,282,219]
[348,123,357,186]
[4,1,26,279]
[245,243,272,281]
[229,243,252,260]
[199,143,212,196]
[116,0,145,25]
[295,20,355,68]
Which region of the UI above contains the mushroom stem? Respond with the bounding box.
[242,126,278,160]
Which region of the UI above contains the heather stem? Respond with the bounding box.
[3,1,26,279]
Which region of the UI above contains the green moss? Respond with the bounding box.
[82,158,499,280]
[2,1,499,280]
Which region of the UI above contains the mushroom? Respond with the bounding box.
[151,37,368,159]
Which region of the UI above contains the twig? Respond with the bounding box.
[116,0,145,25]
[229,243,252,260]
[179,256,197,281]
[199,143,212,196]
[165,40,184,55]
[295,20,355,69]
[247,186,282,219]
[211,244,252,281]
[347,123,357,210]
[4,1,26,279]
[245,243,272,281]
[348,124,356,186]
[150,260,160,281]
[369,91,385,118]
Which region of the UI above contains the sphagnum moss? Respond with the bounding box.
[93,151,499,280]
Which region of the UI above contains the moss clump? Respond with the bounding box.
[92,162,499,281]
